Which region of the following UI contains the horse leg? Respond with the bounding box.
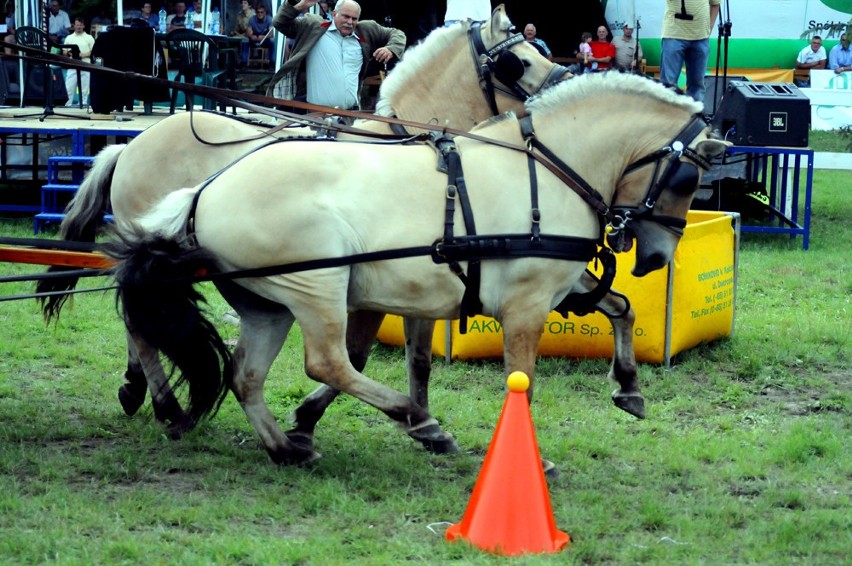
[575,271,644,419]
[213,279,319,464]
[404,317,436,409]
[602,301,644,419]
[286,309,385,448]
[118,331,148,416]
[297,311,457,456]
[126,330,194,438]
[500,302,559,477]
[231,309,321,465]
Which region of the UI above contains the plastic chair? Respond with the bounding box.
[15,26,82,109]
[165,28,235,113]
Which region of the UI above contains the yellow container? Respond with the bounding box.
[377,211,740,365]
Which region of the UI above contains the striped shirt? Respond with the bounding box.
[662,0,721,41]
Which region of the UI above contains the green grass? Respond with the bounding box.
[809,128,852,153]
[0,159,849,564]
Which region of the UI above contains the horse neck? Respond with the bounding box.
[382,37,496,131]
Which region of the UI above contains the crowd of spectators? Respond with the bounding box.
[7,0,851,111]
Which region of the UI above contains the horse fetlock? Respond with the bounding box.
[612,389,646,419]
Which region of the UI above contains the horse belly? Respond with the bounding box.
[347,257,467,319]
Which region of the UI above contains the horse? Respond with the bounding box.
[38,5,574,436]
[105,73,728,466]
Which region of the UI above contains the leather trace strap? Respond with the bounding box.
[432,137,599,333]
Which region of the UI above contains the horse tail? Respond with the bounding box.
[104,189,232,424]
[37,144,125,323]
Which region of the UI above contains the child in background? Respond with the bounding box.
[579,32,593,71]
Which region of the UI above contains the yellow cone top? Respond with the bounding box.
[506,371,530,393]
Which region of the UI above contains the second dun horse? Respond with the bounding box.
[40,5,582,436]
[106,73,728,466]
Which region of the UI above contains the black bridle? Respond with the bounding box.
[519,113,712,252]
[469,22,569,115]
[607,116,712,246]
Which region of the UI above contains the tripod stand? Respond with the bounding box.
[13,25,88,121]
[709,0,733,118]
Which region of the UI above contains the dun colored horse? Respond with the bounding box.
[40,5,576,436]
[107,73,728,466]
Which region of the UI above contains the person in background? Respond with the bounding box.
[588,25,615,71]
[794,36,826,87]
[660,0,720,103]
[523,23,551,60]
[166,1,189,31]
[244,5,274,68]
[63,17,94,107]
[48,0,72,43]
[269,0,406,109]
[828,33,852,74]
[444,0,491,26]
[577,31,592,71]
[138,2,159,29]
[232,0,255,38]
[3,1,15,55]
[613,22,643,72]
[318,0,333,20]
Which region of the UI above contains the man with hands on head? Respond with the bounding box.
[267,0,406,110]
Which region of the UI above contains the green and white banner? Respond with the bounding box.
[604,0,852,40]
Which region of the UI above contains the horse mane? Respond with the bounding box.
[526,72,705,116]
[374,23,468,117]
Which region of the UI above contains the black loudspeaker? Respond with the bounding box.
[713,81,810,147]
[703,75,748,118]
[90,27,170,114]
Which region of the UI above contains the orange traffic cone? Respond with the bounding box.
[446,371,570,556]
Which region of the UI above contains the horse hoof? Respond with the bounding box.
[268,443,322,467]
[420,435,460,454]
[285,430,315,452]
[542,459,559,480]
[408,422,459,454]
[165,415,196,440]
[612,389,646,419]
[118,383,146,416]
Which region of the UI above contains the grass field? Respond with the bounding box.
[0,141,849,564]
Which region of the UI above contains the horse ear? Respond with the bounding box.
[494,52,525,85]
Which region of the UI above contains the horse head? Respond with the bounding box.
[522,72,728,277]
[376,4,568,129]
[473,4,570,113]
[614,124,728,276]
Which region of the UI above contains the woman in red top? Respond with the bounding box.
[588,25,616,71]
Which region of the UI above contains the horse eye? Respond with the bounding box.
[522,60,531,68]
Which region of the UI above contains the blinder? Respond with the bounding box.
[469,21,566,113]
[493,50,525,85]
[661,158,700,197]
